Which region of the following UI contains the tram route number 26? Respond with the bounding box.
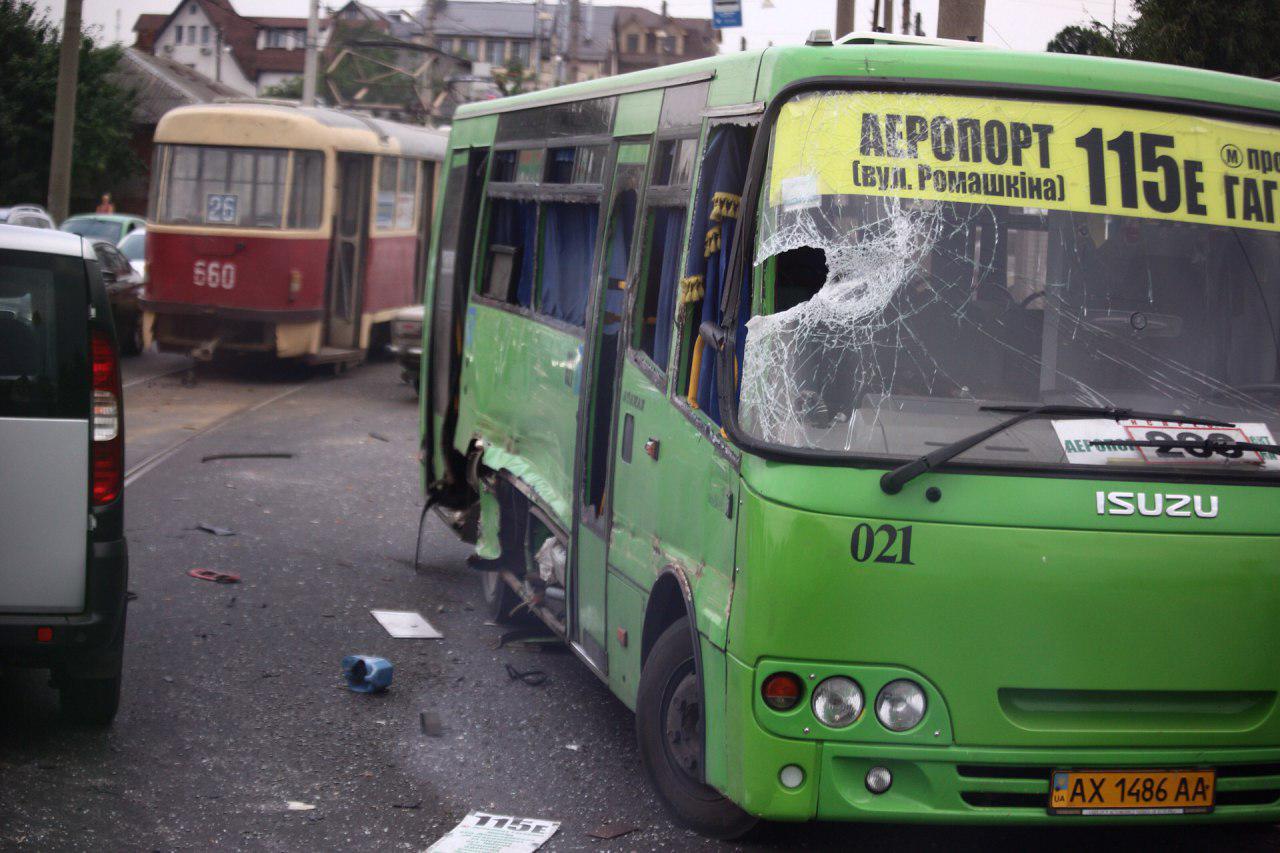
[194,260,236,289]
[851,523,915,565]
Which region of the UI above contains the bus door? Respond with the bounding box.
[326,153,373,349]
[572,142,649,671]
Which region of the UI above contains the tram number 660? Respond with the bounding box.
[194,260,236,289]
[851,523,915,565]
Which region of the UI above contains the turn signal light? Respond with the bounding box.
[762,672,804,711]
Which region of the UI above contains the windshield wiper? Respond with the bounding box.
[879,404,1235,495]
[1088,436,1280,457]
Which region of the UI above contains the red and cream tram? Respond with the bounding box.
[141,101,447,366]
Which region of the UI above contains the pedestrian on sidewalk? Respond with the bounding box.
[96,193,116,214]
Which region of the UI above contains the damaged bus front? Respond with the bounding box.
[711,82,1280,824]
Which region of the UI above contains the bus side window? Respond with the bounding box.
[631,137,696,375]
[538,201,599,326]
[482,198,537,307]
[676,124,754,422]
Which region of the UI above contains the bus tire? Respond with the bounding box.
[480,567,521,623]
[636,617,757,840]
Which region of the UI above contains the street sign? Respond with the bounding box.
[712,0,742,28]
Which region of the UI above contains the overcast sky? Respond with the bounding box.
[40,0,1135,53]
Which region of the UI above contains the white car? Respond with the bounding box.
[388,304,424,394]
[117,227,147,281]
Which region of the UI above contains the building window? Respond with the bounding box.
[511,41,530,66]
[460,39,478,58]
[175,26,183,44]
[436,37,452,53]
[485,40,504,65]
[201,26,210,44]
[188,26,197,43]
[625,33,639,53]
[659,35,676,54]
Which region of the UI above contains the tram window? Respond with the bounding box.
[287,151,324,230]
[546,148,575,183]
[396,160,418,230]
[491,150,517,182]
[376,157,398,229]
[158,144,298,229]
[652,139,696,187]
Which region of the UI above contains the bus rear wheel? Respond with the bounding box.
[636,617,757,840]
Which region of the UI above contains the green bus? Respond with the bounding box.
[419,31,1280,835]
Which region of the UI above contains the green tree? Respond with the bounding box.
[0,1,138,207]
[262,76,304,99]
[1047,0,1280,79]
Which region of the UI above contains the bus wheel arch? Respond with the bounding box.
[636,569,756,839]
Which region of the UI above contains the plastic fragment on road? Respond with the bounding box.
[587,822,639,840]
[370,609,442,639]
[420,710,443,737]
[286,801,316,811]
[426,812,559,853]
[342,654,393,693]
[188,568,240,584]
[196,523,235,537]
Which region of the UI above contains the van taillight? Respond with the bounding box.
[91,329,122,505]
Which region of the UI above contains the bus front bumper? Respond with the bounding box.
[722,656,1280,824]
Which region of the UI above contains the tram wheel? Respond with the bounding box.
[636,617,757,840]
[480,567,521,623]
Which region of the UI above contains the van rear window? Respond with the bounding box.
[0,249,89,419]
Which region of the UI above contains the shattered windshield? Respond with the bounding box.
[740,90,1280,475]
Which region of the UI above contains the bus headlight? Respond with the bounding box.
[811,676,863,728]
[875,679,927,731]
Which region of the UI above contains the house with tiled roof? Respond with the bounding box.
[131,0,330,96]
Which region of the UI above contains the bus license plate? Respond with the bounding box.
[1049,769,1214,815]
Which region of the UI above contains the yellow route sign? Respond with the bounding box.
[768,91,1280,232]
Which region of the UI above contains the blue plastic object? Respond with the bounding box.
[342,655,393,693]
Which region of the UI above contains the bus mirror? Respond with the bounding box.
[698,321,726,352]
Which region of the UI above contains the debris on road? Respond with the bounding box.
[200,452,294,463]
[187,568,240,584]
[368,431,390,442]
[564,744,580,752]
[420,710,443,737]
[392,800,422,809]
[504,664,547,686]
[195,523,235,537]
[587,822,640,840]
[427,812,559,853]
[370,609,442,639]
[342,655,393,694]
[286,801,316,811]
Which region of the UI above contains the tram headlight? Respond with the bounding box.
[875,679,927,731]
[811,676,863,728]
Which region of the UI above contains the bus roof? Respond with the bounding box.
[453,42,1280,123]
[154,101,449,160]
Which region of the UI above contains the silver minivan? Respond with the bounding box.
[0,225,128,724]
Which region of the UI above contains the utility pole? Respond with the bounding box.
[568,0,581,83]
[871,0,881,31]
[902,0,910,34]
[532,0,543,84]
[835,0,855,38]
[302,0,320,106]
[47,0,82,223]
[882,0,893,34]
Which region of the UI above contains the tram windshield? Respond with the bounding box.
[153,145,325,230]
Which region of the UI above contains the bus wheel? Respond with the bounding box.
[479,566,521,622]
[637,617,757,840]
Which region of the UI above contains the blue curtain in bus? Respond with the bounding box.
[540,201,598,326]
[681,125,751,423]
[490,199,538,307]
[652,207,684,371]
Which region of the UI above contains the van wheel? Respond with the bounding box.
[636,617,757,840]
[60,673,122,726]
[59,612,125,726]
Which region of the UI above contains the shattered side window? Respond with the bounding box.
[741,90,1280,472]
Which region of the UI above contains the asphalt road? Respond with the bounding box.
[1,351,1277,851]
